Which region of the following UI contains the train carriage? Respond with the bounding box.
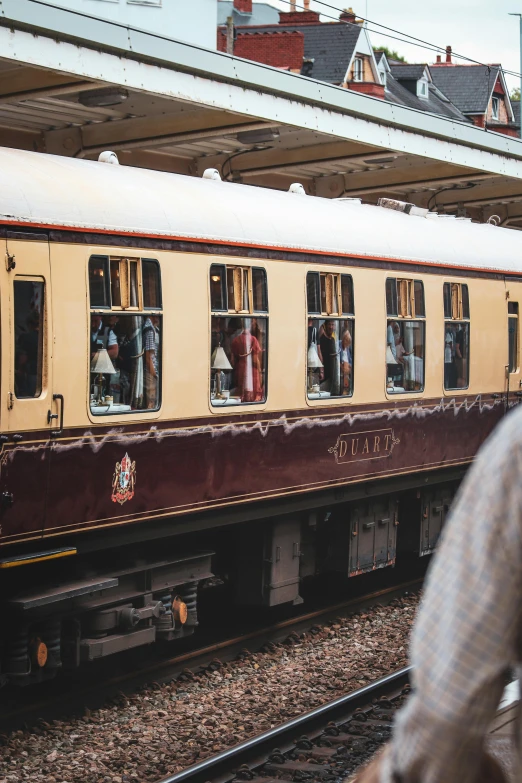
[0,147,518,685]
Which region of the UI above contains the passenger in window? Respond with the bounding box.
[444,327,457,388]
[91,314,118,360]
[387,320,399,360]
[231,318,263,402]
[455,324,467,387]
[227,317,242,342]
[395,330,415,390]
[143,315,160,409]
[251,318,266,372]
[320,320,341,395]
[340,328,352,395]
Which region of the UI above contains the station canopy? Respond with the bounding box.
[1,0,522,227]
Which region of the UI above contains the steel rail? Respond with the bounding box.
[155,666,412,783]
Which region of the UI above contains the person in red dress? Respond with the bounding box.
[231,320,264,402]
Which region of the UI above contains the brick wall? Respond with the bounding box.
[487,94,509,124]
[217,30,305,72]
[346,82,385,99]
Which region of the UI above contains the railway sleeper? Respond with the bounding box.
[1,549,213,685]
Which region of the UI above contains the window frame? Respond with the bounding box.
[443,281,470,392]
[88,254,163,418]
[353,57,363,82]
[306,270,355,403]
[209,263,268,410]
[492,95,500,120]
[385,277,426,396]
[417,79,428,98]
[13,276,46,400]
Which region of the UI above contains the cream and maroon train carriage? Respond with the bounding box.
[0,147,518,684]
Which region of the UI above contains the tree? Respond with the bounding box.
[374,46,406,63]
[511,87,520,102]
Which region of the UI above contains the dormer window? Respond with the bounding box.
[492,96,500,120]
[379,69,387,88]
[417,79,428,98]
[353,58,363,82]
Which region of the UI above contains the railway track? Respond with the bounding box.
[155,667,411,783]
[0,579,421,734]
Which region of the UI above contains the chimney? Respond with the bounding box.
[446,45,452,63]
[339,7,356,23]
[303,0,310,7]
[233,0,252,12]
[436,54,441,63]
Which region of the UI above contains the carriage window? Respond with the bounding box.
[508,302,519,374]
[89,255,162,415]
[386,278,425,394]
[14,279,44,399]
[210,264,268,406]
[306,271,354,399]
[443,283,470,390]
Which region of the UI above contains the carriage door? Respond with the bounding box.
[0,237,53,541]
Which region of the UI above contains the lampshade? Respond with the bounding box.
[91,348,117,375]
[307,343,323,369]
[212,346,233,371]
[386,345,398,365]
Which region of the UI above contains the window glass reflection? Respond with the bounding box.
[444,322,469,389]
[211,316,267,405]
[386,319,425,393]
[307,318,353,399]
[90,314,161,413]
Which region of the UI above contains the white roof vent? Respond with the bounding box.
[98,151,119,165]
[289,183,306,195]
[203,168,221,181]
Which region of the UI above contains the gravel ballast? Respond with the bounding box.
[0,593,419,783]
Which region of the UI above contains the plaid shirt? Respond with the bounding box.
[382,405,522,783]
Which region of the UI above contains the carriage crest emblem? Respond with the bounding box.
[111,452,136,505]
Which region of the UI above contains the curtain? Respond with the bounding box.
[130,267,144,409]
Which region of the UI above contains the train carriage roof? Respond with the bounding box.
[0,146,521,276]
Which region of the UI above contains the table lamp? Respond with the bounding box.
[307,335,323,392]
[212,346,232,398]
[91,348,117,405]
[386,345,398,365]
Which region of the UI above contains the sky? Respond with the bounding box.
[267,0,522,94]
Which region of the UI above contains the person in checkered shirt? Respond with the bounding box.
[356,405,522,783]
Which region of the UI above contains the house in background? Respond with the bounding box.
[430,47,517,136]
[218,5,519,136]
[218,5,385,97]
[375,53,470,123]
